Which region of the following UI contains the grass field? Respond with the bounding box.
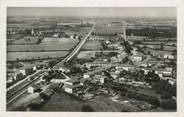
[7,37,79,52]
[39,90,142,112]
[163,46,176,51]
[94,25,123,34]
[39,90,83,111]
[82,40,102,50]
[7,51,69,61]
[77,51,96,59]
[8,36,40,44]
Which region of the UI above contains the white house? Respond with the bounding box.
[131,55,143,62]
[116,64,134,71]
[27,84,41,94]
[19,69,26,76]
[50,78,68,84]
[64,85,80,94]
[83,74,90,79]
[164,54,174,59]
[64,79,80,86]
[33,66,37,71]
[70,35,74,39]
[64,79,81,94]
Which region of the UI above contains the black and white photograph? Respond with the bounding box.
[5,7,178,112]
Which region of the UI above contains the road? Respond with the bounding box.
[52,24,95,70]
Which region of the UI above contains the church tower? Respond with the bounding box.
[31,28,35,36]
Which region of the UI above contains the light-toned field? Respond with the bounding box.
[94,25,123,34]
[77,51,96,59]
[146,48,174,55]
[163,46,176,51]
[7,51,68,61]
[8,36,39,44]
[7,37,79,51]
[82,40,102,50]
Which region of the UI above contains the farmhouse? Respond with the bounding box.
[28,84,42,94]
[163,54,175,59]
[64,79,81,94]
[50,74,68,83]
[116,64,135,71]
[131,55,143,62]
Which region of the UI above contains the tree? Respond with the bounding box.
[160,43,164,50]
[145,70,160,82]
[70,66,82,74]
[16,73,24,81]
[108,52,118,57]
[118,70,127,78]
[39,92,50,101]
[43,75,52,82]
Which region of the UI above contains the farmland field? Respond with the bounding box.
[163,46,176,51]
[82,40,102,50]
[7,37,79,52]
[94,25,123,34]
[63,27,91,36]
[7,51,69,61]
[77,51,96,59]
[146,48,174,55]
[8,36,40,45]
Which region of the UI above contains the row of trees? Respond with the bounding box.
[126,27,176,38]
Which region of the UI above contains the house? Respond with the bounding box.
[83,73,90,79]
[70,35,74,39]
[89,36,105,41]
[155,69,172,78]
[163,54,174,59]
[83,93,94,100]
[110,72,118,79]
[7,76,14,83]
[65,79,80,86]
[64,79,82,94]
[139,63,148,67]
[118,77,126,82]
[93,75,107,84]
[19,69,26,76]
[50,74,68,83]
[107,43,120,48]
[141,68,172,78]
[28,84,42,94]
[110,56,119,63]
[33,66,37,71]
[110,53,128,63]
[105,40,110,44]
[131,55,143,62]
[80,78,91,86]
[148,60,164,67]
[141,68,151,75]
[117,46,124,50]
[53,33,59,38]
[132,47,138,55]
[116,64,135,71]
[64,84,81,94]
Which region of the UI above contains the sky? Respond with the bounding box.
[7,7,176,18]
